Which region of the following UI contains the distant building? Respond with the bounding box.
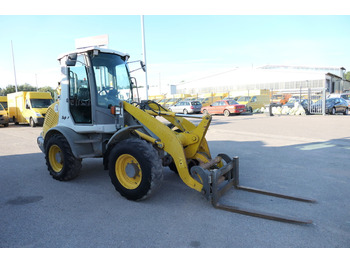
[175,65,350,96]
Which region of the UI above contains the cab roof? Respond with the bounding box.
[57,46,130,61]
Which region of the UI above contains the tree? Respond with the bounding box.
[345,71,350,81]
[0,85,16,96]
[38,86,56,99]
[0,84,56,98]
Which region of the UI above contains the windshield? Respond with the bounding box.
[326,98,335,104]
[30,99,53,108]
[0,102,7,110]
[91,52,132,108]
[238,96,251,102]
[341,94,349,100]
[227,100,239,105]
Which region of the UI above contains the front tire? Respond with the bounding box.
[30,117,36,127]
[332,107,336,115]
[108,138,163,201]
[344,108,348,115]
[45,133,82,181]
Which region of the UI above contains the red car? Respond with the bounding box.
[201,100,246,117]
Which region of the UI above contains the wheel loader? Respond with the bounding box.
[37,44,315,224]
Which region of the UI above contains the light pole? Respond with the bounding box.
[141,15,149,100]
[11,40,18,92]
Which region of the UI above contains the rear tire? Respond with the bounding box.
[30,118,36,127]
[108,138,163,201]
[224,109,230,117]
[45,133,82,181]
[183,109,188,115]
[344,108,348,115]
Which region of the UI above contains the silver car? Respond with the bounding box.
[169,100,202,114]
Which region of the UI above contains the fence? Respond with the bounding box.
[270,87,326,115]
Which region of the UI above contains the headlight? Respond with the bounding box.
[35,112,42,117]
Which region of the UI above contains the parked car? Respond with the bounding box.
[0,103,9,127]
[237,95,270,113]
[311,98,348,115]
[168,100,202,114]
[197,96,222,107]
[223,96,240,101]
[285,98,310,108]
[327,93,350,106]
[201,100,246,117]
[284,99,311,114]
[270,94,283,106]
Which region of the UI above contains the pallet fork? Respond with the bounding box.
[192,154,316,224]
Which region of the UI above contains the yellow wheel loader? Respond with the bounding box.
[37,44,315,224]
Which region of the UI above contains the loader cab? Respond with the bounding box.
[59,47,132,130]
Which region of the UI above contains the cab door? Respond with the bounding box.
[68,54,92,124]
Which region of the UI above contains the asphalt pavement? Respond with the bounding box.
[0,113,349,248]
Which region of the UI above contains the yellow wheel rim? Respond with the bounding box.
[49,145,63,173]
[115,154,142,190]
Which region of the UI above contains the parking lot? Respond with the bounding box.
[1,113,350,248]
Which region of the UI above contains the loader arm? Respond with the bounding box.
[123,101,214,192]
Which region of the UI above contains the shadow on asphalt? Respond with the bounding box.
[1,136,349,247]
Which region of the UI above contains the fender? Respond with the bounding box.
[44,126,96,159]
[103,125,143,170]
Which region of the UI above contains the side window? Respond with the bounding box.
[68,54,92,124]
[25,99,31,109]
[94,65,113,108]
[251,96,257,102]
[212,102,219,106]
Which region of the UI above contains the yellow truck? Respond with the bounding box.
[237,94,270,113]
[7,92,53,127]
[163,94,191,108]
[0,96,7,110]
[198,92,228,107]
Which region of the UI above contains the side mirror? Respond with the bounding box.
[140,61,146,72]
[66,53,77,66]
[130,77,137,88]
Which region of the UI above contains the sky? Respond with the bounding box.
[1,3,350,92]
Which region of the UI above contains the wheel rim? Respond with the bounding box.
[115,154,142,190]
[49,145,63,173]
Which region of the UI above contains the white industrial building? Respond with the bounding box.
[172,65,350,97]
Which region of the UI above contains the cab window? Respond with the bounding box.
[68,54,92,124]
